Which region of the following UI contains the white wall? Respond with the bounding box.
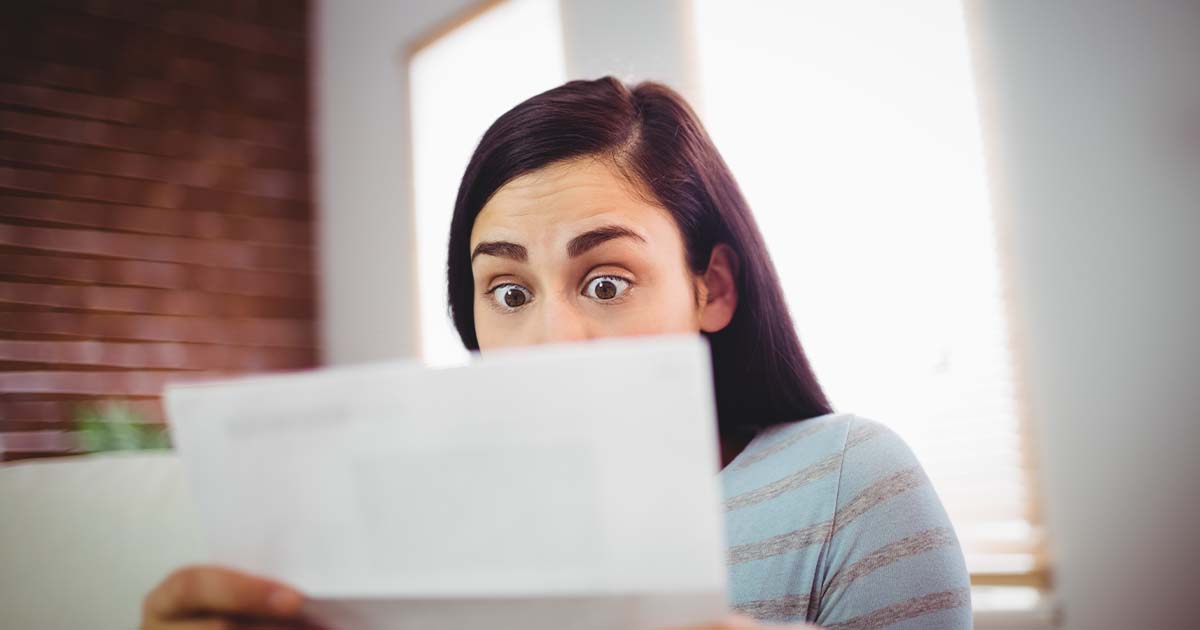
[963,2,1200,629]
[313,0,481,365]
[559,0,701,108]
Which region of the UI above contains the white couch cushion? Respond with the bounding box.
[0,451,205,630]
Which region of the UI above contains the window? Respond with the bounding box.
[694,0,1046,592]
[410,0,566,367]
[411,0,1047,603]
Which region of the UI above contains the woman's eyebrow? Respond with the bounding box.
[471,241,527,263]
[472,225,646,263]
[566,225,646,258]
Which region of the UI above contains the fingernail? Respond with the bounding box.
[268,587,302,613]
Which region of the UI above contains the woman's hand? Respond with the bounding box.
[142,569,814,630]
[663,614,821,629]
[141,565,322,630]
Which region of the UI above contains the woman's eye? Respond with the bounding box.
[583,276,630,301]
[489,284,532,310]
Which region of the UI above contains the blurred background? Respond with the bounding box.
[1,1,1197,630]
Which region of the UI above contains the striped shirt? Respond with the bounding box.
[720,412,972,629]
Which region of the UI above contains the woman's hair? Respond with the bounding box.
[446,76,832,437]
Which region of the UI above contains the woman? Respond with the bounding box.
[142,77,971,630]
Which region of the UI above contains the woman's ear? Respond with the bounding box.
[697,243,740,334]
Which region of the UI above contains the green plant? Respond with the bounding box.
[74,401,171,453]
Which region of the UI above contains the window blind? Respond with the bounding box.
[694,0,1047,586]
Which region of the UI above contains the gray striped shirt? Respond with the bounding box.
[720,413,972,629]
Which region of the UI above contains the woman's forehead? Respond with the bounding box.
[470,160,673,249]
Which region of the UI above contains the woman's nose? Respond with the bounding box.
[535,296,589,345]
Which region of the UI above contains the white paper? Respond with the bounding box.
[164,335,729,630]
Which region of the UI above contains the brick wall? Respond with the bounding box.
[0,1,317,461]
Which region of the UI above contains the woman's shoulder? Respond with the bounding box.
[728,412,957,550]
[732,412,918,473]
[721,412,928,515]
[746,413,972,628]
[749,413,944,519]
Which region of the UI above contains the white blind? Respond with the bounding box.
[694,0,1044,583]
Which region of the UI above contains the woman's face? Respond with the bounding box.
[469,158,738,350]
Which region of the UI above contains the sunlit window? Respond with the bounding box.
[412,0,1045,589]
[694,0,1045,586]
[410,0,566,366]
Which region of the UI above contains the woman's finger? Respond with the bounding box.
[144,619,323,630]
[658,614,824,629]
[143,565,305,621]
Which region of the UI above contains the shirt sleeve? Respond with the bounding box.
[810,416,973,629]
